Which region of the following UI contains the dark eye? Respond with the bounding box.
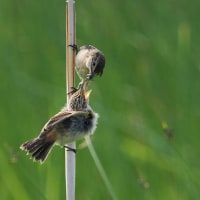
[92,62,96,66]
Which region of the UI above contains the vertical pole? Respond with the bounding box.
[65,0,76,199]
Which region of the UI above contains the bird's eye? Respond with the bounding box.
[92,62,96,66]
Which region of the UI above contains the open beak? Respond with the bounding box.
[84,89,92,100]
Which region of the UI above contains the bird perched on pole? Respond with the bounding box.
[20,83,99,163]
[75,45,106,84]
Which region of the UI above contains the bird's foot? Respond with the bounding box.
[68,44,78,53]
[64,145,77,153]
[67,87,78,95]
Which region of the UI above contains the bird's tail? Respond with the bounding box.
[20,137,54,163]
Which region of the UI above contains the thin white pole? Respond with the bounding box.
[65,0,76,200]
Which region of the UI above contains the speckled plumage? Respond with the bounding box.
[20,85,98,163]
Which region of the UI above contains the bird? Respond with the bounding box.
[20,83,99,163]
[75,45,106,85]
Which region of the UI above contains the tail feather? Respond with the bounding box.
[32,141,53,161]
[20,138,54,163]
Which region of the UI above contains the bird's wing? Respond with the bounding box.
[39,110,89,137]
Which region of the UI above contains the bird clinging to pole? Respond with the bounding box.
[75,45,106,85]
[20,83,99,163]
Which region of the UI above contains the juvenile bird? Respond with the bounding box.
[75,45,105,84]
[20,84,98,163]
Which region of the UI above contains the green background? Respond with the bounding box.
[1,0,200,199]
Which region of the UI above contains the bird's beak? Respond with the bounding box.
[84,89,92,100]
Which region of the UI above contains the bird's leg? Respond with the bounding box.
[67,87,78,95]
[68,44,78,53]
[64,145,77,153]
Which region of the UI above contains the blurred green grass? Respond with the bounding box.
[1,0,200,199]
